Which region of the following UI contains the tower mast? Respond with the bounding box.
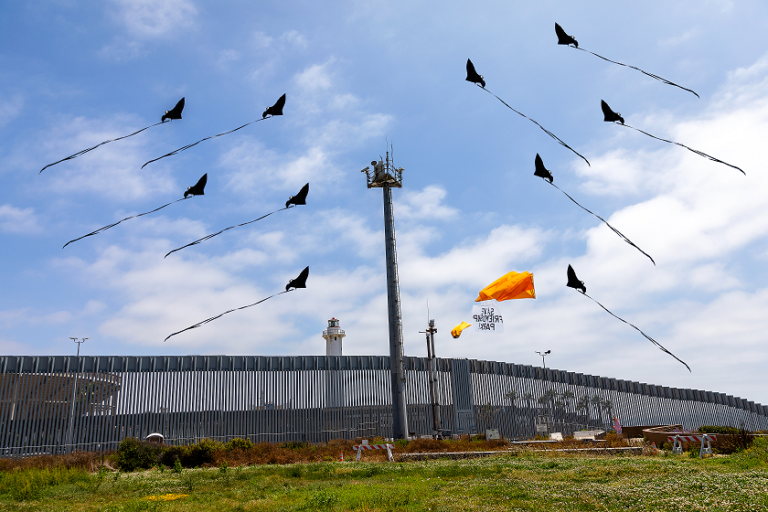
[361,150,408,439]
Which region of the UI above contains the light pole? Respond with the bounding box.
[535,350,550,369]
[420,319,441,437]
[535,350,551,434]
[66,337,88,453]
[361,150,408,439]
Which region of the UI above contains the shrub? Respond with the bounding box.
[224,438,253,451]
[698,425,741,435]
[394,439,409,449]
[159,445,186,468]
[115,438,161,472]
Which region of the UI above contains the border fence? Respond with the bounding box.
[1,354,766,457]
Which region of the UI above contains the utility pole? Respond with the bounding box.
[361,150,408,439]
[424,319,442,437]
[66,337,87,453]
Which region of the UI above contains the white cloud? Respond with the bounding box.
[280,30,308,49]
[217,49,241,69]
[98,39,143,61]
[658,29,699,48]
[395,185,458,221]
[0,337,27,355]
[221,140,335,193]
[307,113,393,148]
[0,95,24,127]
[397,224,548,290]
[295,61,334,92]
[0,299,107,329]
[252,31,273,49]
[109,0,197,38]
[34,115,176,200]
[0,204,40,234]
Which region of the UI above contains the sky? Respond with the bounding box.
[1,0,767,405]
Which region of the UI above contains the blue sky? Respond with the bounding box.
[2,0,768,405]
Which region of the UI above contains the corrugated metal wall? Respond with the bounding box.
[1,355,765,456]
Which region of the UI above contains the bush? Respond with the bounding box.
[698,425,741,435]
[224,438,253,451]
[115,438,161,472]
[159,439,221,468]
[159,445,186,468]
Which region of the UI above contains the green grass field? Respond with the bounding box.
[2,441,767,511]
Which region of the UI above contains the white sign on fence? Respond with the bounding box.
[471,304,504,333]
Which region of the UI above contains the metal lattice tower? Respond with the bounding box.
[361,150,408,439]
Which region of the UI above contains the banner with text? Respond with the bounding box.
[471,303,504,333]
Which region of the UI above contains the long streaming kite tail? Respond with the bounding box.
[63,197,189,248]
[573,47,700,99]
[141,118,268,169]
[164,206,289,258]
[40,122,165,174]
[582,292,691,372]
[547,182,655,265]
[164,290,291,342]
[480,86,590,167]
[621,124,745,175]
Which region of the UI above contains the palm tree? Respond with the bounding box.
[576,395,591,428]
[601,399,613,430]
[561,391,575,431]
[505,390,518,436]
[590,395,603,428]
[523,393,535,435]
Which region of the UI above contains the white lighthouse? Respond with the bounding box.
[323,318,345,356]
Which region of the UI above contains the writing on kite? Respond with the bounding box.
[472,307,504,333]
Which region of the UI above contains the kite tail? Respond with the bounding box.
[63,197,189,248]
[40,122,164,174]
[582,292,691,372]
[480,86,590,167]
[622,124,745,175]
[573,47,700,99]
[164,206,289,258]
[548,182,655,265]
[164,290,291,342]
[142,118,268,169]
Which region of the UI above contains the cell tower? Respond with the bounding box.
[361,149,408,439]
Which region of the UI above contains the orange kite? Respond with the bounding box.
[475,270,535,302]
[451,321,472,339]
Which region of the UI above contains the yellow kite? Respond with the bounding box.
[475,270,535,302]
[451,321,472,339]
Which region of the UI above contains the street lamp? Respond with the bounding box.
[66,337,88,453]
[535,350,551,369]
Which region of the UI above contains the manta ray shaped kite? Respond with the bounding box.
[62,173,207,248]
[39,98,186,174]
[534,154,655,265]
[555,23,699,98]
[164,266,309,342]
[601,100,744,175]
[465,59,590,167]
[566,264,691,372]
[164,183,309,258]
[142,94,286,169]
